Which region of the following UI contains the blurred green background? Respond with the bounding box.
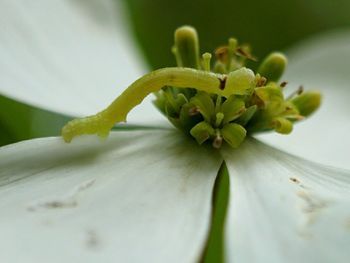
[123,0,350,69]
[2,0,350,146]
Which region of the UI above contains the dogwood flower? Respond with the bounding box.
[1,1,350,263]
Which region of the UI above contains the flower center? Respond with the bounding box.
[152,26,321,148]
[61,25,321,149]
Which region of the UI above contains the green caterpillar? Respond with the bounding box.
[62,67,255,143]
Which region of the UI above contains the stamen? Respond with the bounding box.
[286,85,304,100]
[215,46,229,63]
[280,81,288,88]
[202,52,212,72]
[227,38,238,70]
[298,85,304,94]
[215,95,222,113]
[235,47,257,61]
[215,112,224,128]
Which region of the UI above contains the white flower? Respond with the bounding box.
[0,1,350,263]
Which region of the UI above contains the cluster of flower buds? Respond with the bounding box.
[153,26,321,149]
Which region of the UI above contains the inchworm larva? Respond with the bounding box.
[62,67,255,142]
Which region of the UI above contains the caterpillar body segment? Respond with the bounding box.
[61,111,115,143]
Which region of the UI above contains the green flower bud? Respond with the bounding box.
[164,101,178,118]
[257,52,287,82]
[254,85,284,109]
[174,26,200,69]
[236,105,257,126]
[178,103,202,132]
[220,96,246,124]
[175,93,188,109]
[221,123,247,148]
[162,88,187,113]
[153,91,167,114]
[290,91,321,117]
[271,117,293,134]
[190,121,215,144]
[190,92,215,122]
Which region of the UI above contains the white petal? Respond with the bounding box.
[0,0,164,124]
[257,30,350,169]
[222,139,350,263]
[0,130,222,263]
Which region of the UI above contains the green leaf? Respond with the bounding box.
[0,95,70,146]
[221,123,246,148]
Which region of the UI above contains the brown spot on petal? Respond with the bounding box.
[290,177,300,184]
[86,229,100,250]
